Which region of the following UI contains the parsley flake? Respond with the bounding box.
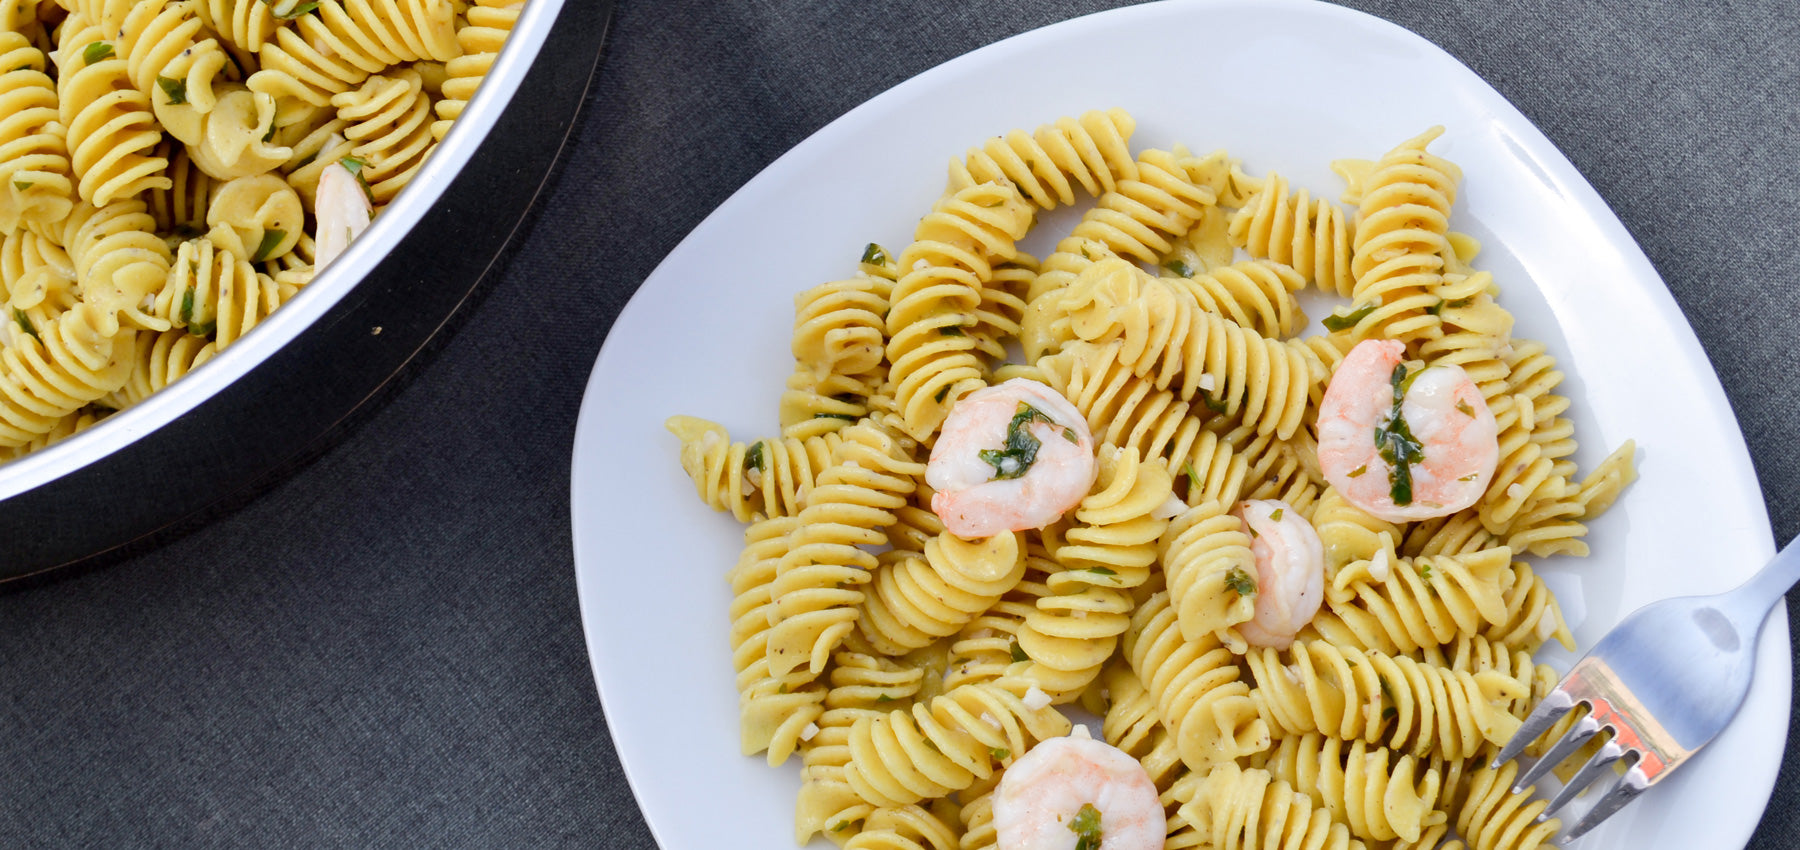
[1346,464,1368,478]
[743,441,766,473]
[13,308,39,342]
[977,402,1059,480]
[1373,362,1425,505]
[1268,508,1284,522]
[1417,562,1434,582]
[1086,567,1117,576]
[251,228,286,262]
[812,412,857,422]
[933,384,950,404]
[1322,299,1379,332]
[990,747,1011,761]
[1224,567,1257,597]
[156,75,187,105]
[1069,802,1103,850]
[860,243,889,266]
[1455,399,1474,417]
[264,0,321,20]
[1163,258,1194,278]
[81,42,113,66]
[1009,638,1028,663]
[939,325,965,337]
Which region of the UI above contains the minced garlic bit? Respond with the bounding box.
[1198,373,1217,392]
[744,467,763,490]
[1070,723,1092,740]
[700,430,721,449]
[1022,685,1052,710]
[801,723,820,741]
[1368,547,1391,582]
[1535,611,1558,641]
[1151,492,1187,520]
[1506,483,1526,500]
[981,712,1002,730]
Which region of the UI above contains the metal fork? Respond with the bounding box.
[1491,533,1799,841]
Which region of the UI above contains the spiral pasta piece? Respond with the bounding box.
[1125,590,1269,769]
[100,325,214,409]
[884,181,1033,439]
[1254,733,1447,843]
[0,301,133,446]
[858,530,1025,657]
[1166,258,1306,340]
[842,804,961,850]
[942,562,1044,692]
[1,226,75,317]
[0,33,74,233]
[769,421,923,679]
[1451,761,1561,850]
[968,251,1031,364]
[248,0,459,115]
[1039,339,1211,469]
[196,0,281,56]
[153,237,285,348]
[946,107,1137,209]
[1245,638,1525,761]
[1313,485,1401,573]
[1018,447,1170,700]
[432,0,522,141]
[0,405,104,460]
[664,415,842,523]
[1477,341,1569,533]
[1159,499,1257,645]
[331,68,436,203]
[793,273,891,386]
[1228,172,1357,296]
[204,173,305,262]
[62,199,172,331]
[1319,545,1513,655]
[144,139,215,237]
[796,652,926,845]
[1345,127,1461,344]
[106,0,234,145]
[1060,258,1316,438]
[843,680,1070,808]
[727,517,827,764]
[55,17,170,206]
[1176,762,1366,850]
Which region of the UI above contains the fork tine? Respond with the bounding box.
[1491,688,1576,768]
[1562,763,1650,841]
[1514,710,1600,791]
[1540,737,1625,819]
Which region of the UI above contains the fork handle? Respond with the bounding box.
[1722,534,1800,630]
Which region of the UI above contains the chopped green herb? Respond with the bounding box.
[989,747,1010,761]
[81,41,113,66]
[982,198,1004,207]
[1455,399,1474,417]
[1457,473,1478,482]
[1373,362,1425,505]
[875,694,893,703]
[743,441,766,472]
[939,325,965,337]
[262,119,277,143]
[9,64,32,73]
[1086,567,1117,576]
[831,393,865,404]
[1079,246,1094,261]
[155,75,187,105]
[812,412,857,422]
[1382,705,1399,721]
[1224,567,1257,597]
[264,0,321,20]
[1376,674,1397,707]
[190,320,217,340]
[1425,298,1445,316]
[1346,464,1367,478]
[179,286,196,325]
[251,228,287,262]
[292,149,320,170]
[1009,638,1029,663]
[1183,460,1199,482]
[933,384,951,404]
[11,179,30,191]
[1447,297,1474,309]
[1069,802,1103,850]
[977,401,1058,480]
[1061,427,1077,443]
[1268,508,1284,522]
[1417,562,1434,582]
[1322,299,1379,332]
[1163,258,1194,278]
[860,242,888,266]
[12,308,39,342]
[338,156,375,203]
[1200,392,1228,414]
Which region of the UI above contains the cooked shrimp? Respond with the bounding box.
[992,727,1163,850]
[1317,339,1498,523]
[1231,499,1324,650]
[928,378,1097,539]
[313,157,373,270]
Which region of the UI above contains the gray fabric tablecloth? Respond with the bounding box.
[2,1,1796,846]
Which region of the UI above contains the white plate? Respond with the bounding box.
[570,1,1786,847]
